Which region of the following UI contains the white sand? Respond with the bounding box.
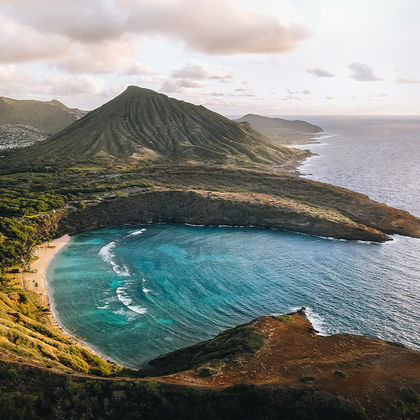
[22,235,71,306]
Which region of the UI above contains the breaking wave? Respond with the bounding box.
[116,286,147,315]
[98,241,130,276]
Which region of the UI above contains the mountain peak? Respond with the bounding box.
[122,85,162,97]
[2,87,300,169]
[46,99,64,106]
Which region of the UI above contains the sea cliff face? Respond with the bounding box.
[57,189,420,242]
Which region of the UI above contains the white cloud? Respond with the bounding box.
[287,89,311,95]
[0,65,104,101]
[42,75,105,96]
[0,65,36,95]
[397,77,420,84]
[171,63,234,80]
[124,63,155,76]
[348,62,383,82]
[305,67,335,78]
[0,15,66,63]
[57,37,141,74]
[161,78,204,93]
[1,0,309,60]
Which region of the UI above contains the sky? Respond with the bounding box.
[0,0,419,115]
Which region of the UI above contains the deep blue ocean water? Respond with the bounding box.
[47,117,420,368]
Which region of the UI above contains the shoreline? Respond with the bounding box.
[21,235,76,338]
[21,234,127,367]
[22,235,71,308]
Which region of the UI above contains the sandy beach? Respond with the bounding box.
[22,235,71,307]
[21,234,117,361]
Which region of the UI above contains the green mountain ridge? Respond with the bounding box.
[0,97,87,151]
[0,96,86,135]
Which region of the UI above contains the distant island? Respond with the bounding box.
[235,113,323,145]
[0,86,419,419]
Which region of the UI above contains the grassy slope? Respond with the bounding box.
[145,321,264,377]
[0,275,119,376]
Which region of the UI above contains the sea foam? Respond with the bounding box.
[116,287,147,315]
[128,228,146,237]
[99,241,131,276]
[289,306,329,336]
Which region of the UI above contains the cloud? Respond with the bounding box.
[0,65,36,95]
[171,63,234,80]
[57,37,142,74]
[397,77,420,84]
[127,0,309,55]
[281,88,311,101]
[0,14,151,75]
[1,0,309,60]
[161,78,204,93]
[42,75,105,96]
[232,88,255,97]
[0,15,66,63]
[287,89,311,95]
[305,67,335,78]
[348,62,383,81]
[163,62,237,94]
[0,0,126,43]
[0,65,104,99]
[124,63,155,76]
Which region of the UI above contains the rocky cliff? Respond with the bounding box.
[57,189,420,242]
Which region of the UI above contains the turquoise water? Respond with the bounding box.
[47,117,420,368]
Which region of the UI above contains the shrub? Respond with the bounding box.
[334,370,348,378]
[197,367,218,378]
[274,314,291,322]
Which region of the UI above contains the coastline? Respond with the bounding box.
[22,235,71,308]
[21,234,127,367]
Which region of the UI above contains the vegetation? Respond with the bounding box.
[0,361,369,420]
[0,274,120,375]
[145,323,264,376]
[274,314,292,322]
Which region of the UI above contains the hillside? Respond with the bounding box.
[145,310,420,419]
[236,114,322,145]
[0,97,86,150]
[1,87,305,169]
[0,309,418,419]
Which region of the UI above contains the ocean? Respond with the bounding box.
[47,117,420,368]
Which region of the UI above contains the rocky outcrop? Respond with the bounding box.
[149,311,420,419]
